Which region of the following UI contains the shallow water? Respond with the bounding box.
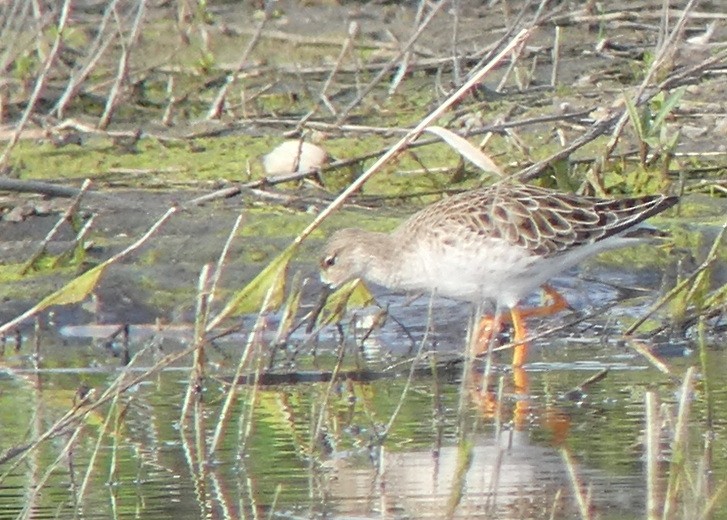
[1,0,726,516]
[0,273,724,520]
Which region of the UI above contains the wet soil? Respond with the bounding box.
[1,4,727,520]
[1,0,725,338]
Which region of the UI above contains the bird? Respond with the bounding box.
[319,183,678,366]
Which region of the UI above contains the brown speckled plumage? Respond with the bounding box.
[320,183,677,307]
[396,184,676,257]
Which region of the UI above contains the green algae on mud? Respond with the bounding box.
[10,135,274,184]
[10,131,462,194]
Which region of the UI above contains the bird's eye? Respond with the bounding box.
[322,255,336,268]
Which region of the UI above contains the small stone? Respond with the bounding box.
[4,204,35,222]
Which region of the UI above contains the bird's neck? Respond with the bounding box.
[358,230,408,289]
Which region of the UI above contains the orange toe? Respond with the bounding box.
[472,285,570,366]
[473,314,505,357]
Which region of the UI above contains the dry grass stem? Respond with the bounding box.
[626,219,727,336]
[207,214,244,310]
[21,179,92,274]
[0,0,72,166]
[562,447,591,520]
[295,28,532,245]
[207,15,267,120]
[645,391,660,520]
[98,0,147,129]
[335,0,451,124]
[551,25,561,86]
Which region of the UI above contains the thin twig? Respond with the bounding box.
[294,29,532,244]
[207,14,267,119]
[98,0,147,129]
[53,0,121,118]
[21,179,92,275]
[598,0,699,169]
[335,0,452,125]
[0,0,72,166]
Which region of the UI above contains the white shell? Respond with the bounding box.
[263,140,328,176]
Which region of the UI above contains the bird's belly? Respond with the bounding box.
[400,240,540,306]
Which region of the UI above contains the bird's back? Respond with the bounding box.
[396,184,678,259]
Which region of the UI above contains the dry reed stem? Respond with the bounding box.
[194,263,212,343]
[240,345,265,454]
[272,270,303,347]
[207,214,244,311]
[0,206,177,336]
[645,391,660,520]
[562,447,591,520]
[334,0,451,125]
[293,29,532,245]
[53,0,121,119]
[0,0,71,166]
[662,366,696,519]
[21,179,91,274]
[207,15,267,120]
[178,407,209,517]
[213,280,277,455]
[309,339,347,455]
[76,390,122,509]
[445,438,474,519]
[624,337,675,377]
[448,0,462,85]
[549,488,564,520]
[108,399,130,485]
[551,25,561,87]
[98,0,147,129]
[193,396,207,483]
[179,264,212,424]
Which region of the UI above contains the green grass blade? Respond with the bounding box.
[624,94,645,140]
[651,87,685,131]
[207,243,297,330]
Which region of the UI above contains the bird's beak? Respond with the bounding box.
[306,282,334,333]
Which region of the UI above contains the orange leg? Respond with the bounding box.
[468,366,531,429]
[474,284,570,366]
[514,284,570,321]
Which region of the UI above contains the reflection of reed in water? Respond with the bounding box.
[326,432,642,519]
